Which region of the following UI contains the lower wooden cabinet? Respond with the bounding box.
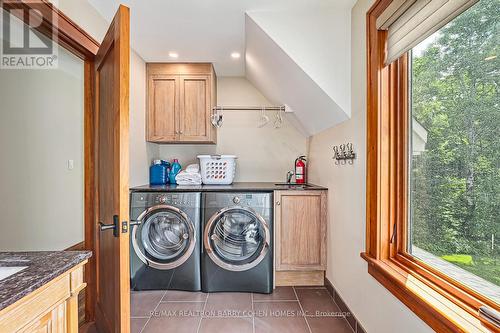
[19,302,66,333]
[0,262,87,333]
[274,190,327,286]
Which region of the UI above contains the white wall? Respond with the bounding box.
[157,77,307,183]
[129,50,157,187]
[307,0,433,332]
[56,0,109,43]
[55,1,310,185]
[55,0,155,188]
[0,0,153,250]
[0,14,84,250]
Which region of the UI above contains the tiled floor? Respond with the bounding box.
[130,287,354,333]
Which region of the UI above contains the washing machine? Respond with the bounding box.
[202,192,273,294]
[130,191,201,291]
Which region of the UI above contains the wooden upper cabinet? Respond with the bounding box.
[148,75,179,142]
[274,190,327,271]
[179,75,210,142]
[146,63,217,144]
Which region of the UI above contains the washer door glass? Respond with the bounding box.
[206,207,270,271]
[133,206,195,270]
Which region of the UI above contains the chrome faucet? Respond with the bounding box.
[286,171,294,184]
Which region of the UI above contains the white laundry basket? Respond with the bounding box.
[197,155,237,185]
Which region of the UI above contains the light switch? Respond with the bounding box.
[67,159,74,170]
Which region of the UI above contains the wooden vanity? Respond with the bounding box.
[0,252,90,333]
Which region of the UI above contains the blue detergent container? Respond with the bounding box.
[161,160,171,183]
[149,160,167,185]
[169,159,182,184]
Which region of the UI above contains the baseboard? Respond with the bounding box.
[65,241,85,251]
[324,276,367,333]
[276,271,324,286]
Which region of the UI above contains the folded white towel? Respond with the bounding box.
[175,168,202,185]
[185,164,200,174]
[176,172,201,181]
[176,180,202,185]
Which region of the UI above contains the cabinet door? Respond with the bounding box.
[147,75,179,142]
[275,190,327,271]
[20,302,66,333]
[178,75,213,143]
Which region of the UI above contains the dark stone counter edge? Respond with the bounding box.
[130,182,328,192]
[0,251,92,312]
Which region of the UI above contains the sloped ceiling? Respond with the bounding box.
[87,0,355,136]
[87,0,355,76]
[245,9,351,135]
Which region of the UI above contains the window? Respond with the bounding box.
[364,0,499,331]
[409,0,499,305]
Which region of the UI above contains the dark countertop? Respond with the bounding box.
[0,251,92,311]
[130,182,327,192]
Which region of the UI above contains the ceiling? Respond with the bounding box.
[87,0,356,76]
[245,13,350,135]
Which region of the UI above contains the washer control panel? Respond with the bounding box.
[130,192,201,209]
[154,194,195,206]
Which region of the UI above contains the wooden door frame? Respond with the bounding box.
[0,0,100,323]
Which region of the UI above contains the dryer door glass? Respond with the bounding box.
[206,207,270,271]
[133,206,196,270]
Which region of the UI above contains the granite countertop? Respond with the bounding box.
[0,251,92,311]
[130,182,327,192]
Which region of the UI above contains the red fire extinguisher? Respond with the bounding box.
[295,156,307,184]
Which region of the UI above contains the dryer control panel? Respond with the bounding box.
[204,192,272,209]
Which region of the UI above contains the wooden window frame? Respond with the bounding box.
[0,0,99,324]
[363,1,499,332]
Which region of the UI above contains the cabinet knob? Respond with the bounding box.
[276,201,281,206]
[179,130,183,134]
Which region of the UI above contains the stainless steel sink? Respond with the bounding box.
[274,183,313,189]
[0,266,28,281]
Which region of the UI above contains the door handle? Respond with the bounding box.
[99,222,115,231]
[99,215,120,237]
